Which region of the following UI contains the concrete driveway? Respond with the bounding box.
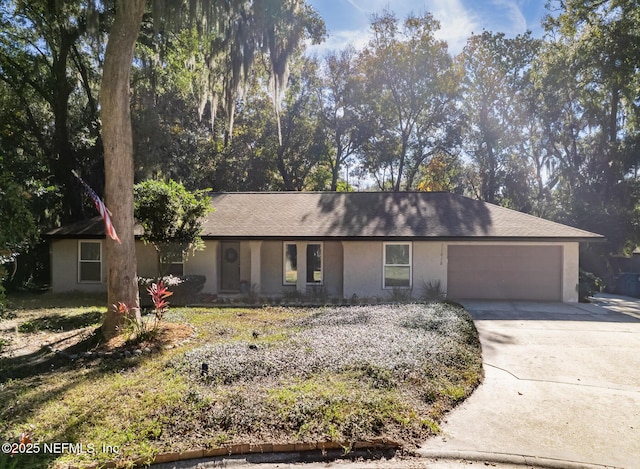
[419,295,640,468]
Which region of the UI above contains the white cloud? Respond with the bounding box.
[307,0,479,56]
[428,0,481,54]
[306,0,537,57]
[305,28,371,57]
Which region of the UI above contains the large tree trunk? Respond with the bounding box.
[52,28,84,223]
[100,0,146,338]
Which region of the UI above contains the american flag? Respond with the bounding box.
[72,170,122,244]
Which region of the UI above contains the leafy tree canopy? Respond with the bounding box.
[0,154,38,309]
[134,179,212,274]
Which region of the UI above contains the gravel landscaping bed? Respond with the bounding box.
[167,303,482,449]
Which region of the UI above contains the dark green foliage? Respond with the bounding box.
[0,155,39,309]
[0,164,37,258]
[134,179,212,274]
[578,269,604,302]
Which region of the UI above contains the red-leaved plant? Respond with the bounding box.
[147,281,173,329]
[113,301,146,340]
[112,282,172,343]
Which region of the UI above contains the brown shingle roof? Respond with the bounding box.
[46,216,144,238]
[202,192,602,240]
[47,192,604,241]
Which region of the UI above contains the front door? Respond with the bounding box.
[221,242,240,291]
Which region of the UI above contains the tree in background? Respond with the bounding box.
[416,152,464,193]
[0,155,38,312]
[318,46,364,191]
[535,0,640,256]
[134,179,212,276]
[267,56,329,190]
[3,0,640,298]
[0,0,105,224]
[131,25,215,186]
[356,11,461,191]
[458,31,540,210]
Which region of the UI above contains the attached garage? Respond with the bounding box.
[447,244,564,301]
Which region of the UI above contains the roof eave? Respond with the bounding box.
[199,235,606,243]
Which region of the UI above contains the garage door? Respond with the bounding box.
[447,245,563,301]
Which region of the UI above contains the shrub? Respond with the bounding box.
[388,287,413,302]
[420,279,446,302]
[138,275,205,305]
[134,179,212,275]
[578,269,603,302]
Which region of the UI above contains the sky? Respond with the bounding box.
[306,0,549,55]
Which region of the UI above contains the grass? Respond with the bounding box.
[0,296,483,468]
[17,311,104,334]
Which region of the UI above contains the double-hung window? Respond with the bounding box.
[283,243,298,284]
[383,242,412,288]
[306,243,323,284]
[283,242,323,285]
[78,241,102,283]
[167,254,185,276]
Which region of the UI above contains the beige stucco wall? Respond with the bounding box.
[323,241,343,298]
[50,239,220,294]
[342,241,448,300]
[341,240,579,302]
[185,240,218,294]
[413,242,448,297]
[562,242,580,302]
[51,238,580,302]
[51,239,160,293]
[50,239,107,293]
[136,242,158,278]
[261,241,286,295]
[342,241,384,299]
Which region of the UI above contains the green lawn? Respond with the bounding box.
[0,296,483,469]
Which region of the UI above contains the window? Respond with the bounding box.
[159,252,185,276]
[306,243,322,284]
[283,243,297,284]
[78,241,102,283]
[283,242,323,285]
[168,257,184,276]
[383,242,412,288]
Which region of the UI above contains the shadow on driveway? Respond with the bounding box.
[460,294,640,323]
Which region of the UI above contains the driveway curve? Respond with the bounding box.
[419,295,640,468]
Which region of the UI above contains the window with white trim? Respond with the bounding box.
[167,257,184,276]
[306,243,323,284]
[283,242,323,285]
[161,251,185,276]
[383,242,412,288]
[78,241,102,283]
[283,243,298,285]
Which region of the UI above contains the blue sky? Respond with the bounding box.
[306,0,549,55]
